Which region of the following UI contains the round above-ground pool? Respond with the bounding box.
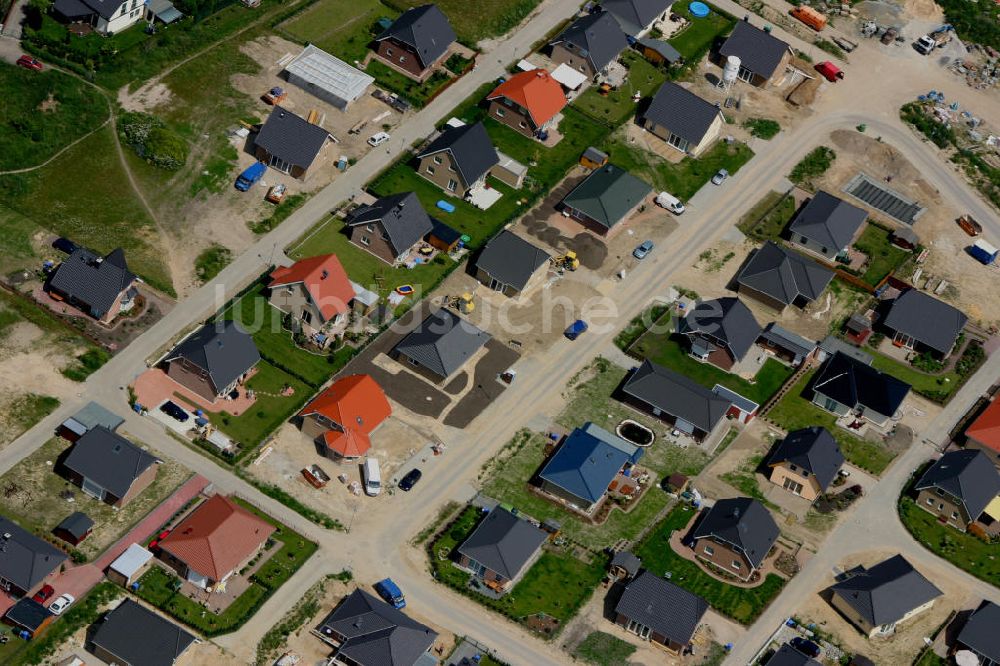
[616,419,655,447]
[689,1,710,17]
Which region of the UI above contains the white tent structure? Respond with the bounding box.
[284,44,375,110]
[551,63,588,91]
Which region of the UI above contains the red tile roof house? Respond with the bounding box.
[156,495,275,589]
[486,69,567,139]
[298,375,392,463]
[966,398,1000,470]
[267,254,355,342]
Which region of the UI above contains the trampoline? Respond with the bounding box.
[689,1,710,17]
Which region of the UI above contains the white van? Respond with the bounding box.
[363,458,382,496]
[655,191,685,215]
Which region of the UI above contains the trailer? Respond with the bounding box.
[957,214,983,237]
[969,240,999,265]
[833,36,858,52]
[790,5,826,31]
[301,464,331,489]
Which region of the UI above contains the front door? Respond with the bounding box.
[489,278,504,292]
[81,477,105,501]
[268,155,291,174]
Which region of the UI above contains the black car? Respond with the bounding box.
[398,469,422,491]
[52,237,79,254]
[159,400,189,422]
[789,637,821,659]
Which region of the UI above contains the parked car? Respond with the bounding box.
[16,55,43,71]
[564,319,588,341]
[633,240,654,260]
[374,578,406,609]
[789,637,821,659]
[49,594,75,615]
[398,468,422,491]
[711,169,729,185]
[159,400,189,422]
[367,132,390,147]
[32,585,55,604]
[52,237,79,254]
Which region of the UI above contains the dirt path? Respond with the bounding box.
[0,117,112,175]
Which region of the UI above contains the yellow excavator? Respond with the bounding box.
[551,251,580,272]
[447,292,475,314]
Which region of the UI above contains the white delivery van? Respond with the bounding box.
[655,191,685,215]
[363,458,382,496]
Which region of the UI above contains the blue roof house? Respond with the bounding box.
[537,422,643,514]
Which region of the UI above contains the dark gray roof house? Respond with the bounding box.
[642,82,723,149]
[883,289,967,357]
[765,644,822,666]
[718,21,792,82]
[393,309,491,379]
[166,320,261,396]
[602,0,671,36]
[637,37,682,63]
[473,231,550,293]
[679,297,763,363]
[620,360,731,437]
[90,599,197,666]
[767,427,845,493]
[561,164,652,233]
[614,570,709,648]
[915,449,1000,522]
[255,106,332,175]
[692,497,779,569]
[456,507,548,582]
[417,122,499,188]
[789,191,868,258]
[550,11,628,74]
[62,426,158,501]
[47,247,136,321]
[737,241,834,309]
[345,192,436,259]
[610,550,642,578]
[0,516,67,595]
[758,323,817,364]
[813,351,911,423]
[317,589,438,666]
[828,554,942,633]
[59,401,124,440]
[5,598,52,636]
[376,4,456,71]
[957,600,1000,665]
[54,512,94,543]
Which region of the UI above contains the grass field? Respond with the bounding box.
[0,65,107,171]
[390,0,542,43]
[635,503,786,624]
[737,191,797,242]
[852,224,913,286]
[667,5,735,63]
[280,0,395,63]
[573,631,637,666]
[574,51,667,126]
[868,350,960,400]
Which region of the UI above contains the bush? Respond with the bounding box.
[195,244,232,283]
[900,103,956,149]
[118,111,188,170]
[789,146,836,189]
[743,118,781,140]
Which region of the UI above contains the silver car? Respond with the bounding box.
[633,240,654,260]
[711,169,729,185]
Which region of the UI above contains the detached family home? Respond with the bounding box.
[691,497,779,581]
[58,400,124,442]
[456,507,548,594]
[472,230,550,297]
[788,191,868,262]
[736,241,835,312]
[614,570,709,652]
[882,289,967,359]
[316,589,438,666]
[47,247,137,324]
[52,0,154,35]
[53,511,94,546]
[61,426,158,507]
[373,4,456,81]
[486,69,567,139]
[164,321,261,403]
[641,82,724,157]
[679,297,763,371]
[561,164,652,236]
[345,192,435,265]
[956,600,1000,666]
[391,309,491,383]
[827,554,942,637]
[254,106,332,180]
[619,360,731,442]
[157,495,275,590]
[0,517,67,598]
[811,351,911,427]
[914,449,1000,532]
[717,20,794,87]
[602,0,671,38]
[416,122,499,197]
[766,427,844,501]
[966,398,1000,470]
[298,374,391,462]
[89,599,196,666]
[765,644,822,666]
[267,254,355,338]
[549,11,628,80]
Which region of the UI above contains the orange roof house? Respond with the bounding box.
[486,70,567,138]
[967,399,1000,465]
[267,254,354,323]
[158,495,275,585]
[299,374,391,460]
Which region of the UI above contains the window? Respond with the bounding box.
[408,356,420,366]
[365,223,374,232]
[386,48,393,57]
[935,488,945,496]
[120,3,127,14]
[783,477,804,495]
[823,397,839,412]
[626,620,650,639]
[789,464,798,472]
[433,156,443,165]
[426,166,435,175]
[951,511,959,520]
[731,560,742,570]
[821,246,828,254]
[800,235,808,244]
[399,56,407,64]
[667,133,689,152]
[495,108,506,118]
[360,236,370,246]
[519,121,527,129]
[447,179,458,192]
[301,310,312,324]
[925,497,934,506]
[703,545,714,556]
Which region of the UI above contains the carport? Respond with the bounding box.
[145,0,183,24]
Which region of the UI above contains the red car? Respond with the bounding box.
[16,55,43,71]
[814,61,843,83]
[32,584,55,603]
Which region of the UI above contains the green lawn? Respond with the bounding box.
[899,497,1000,589]
[765,371,896,475]
[279,0,395,63]
[573,631,637,666]
[667,4,735,62]
[0,65,107,171]
[574,51,667,126]
[635,504,785,624]
[392,0,542,43]
[363,59,452,107]
[0,204,41,273]
[606,136,754,201]
[852,224,913,286]
[737,191,797,242]
[627,328,794,405]
[869,350,960,400]
[0,393,59,448]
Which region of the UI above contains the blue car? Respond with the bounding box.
[375,578,406,608]
[633,240,654,259]
[564,320,588,340]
